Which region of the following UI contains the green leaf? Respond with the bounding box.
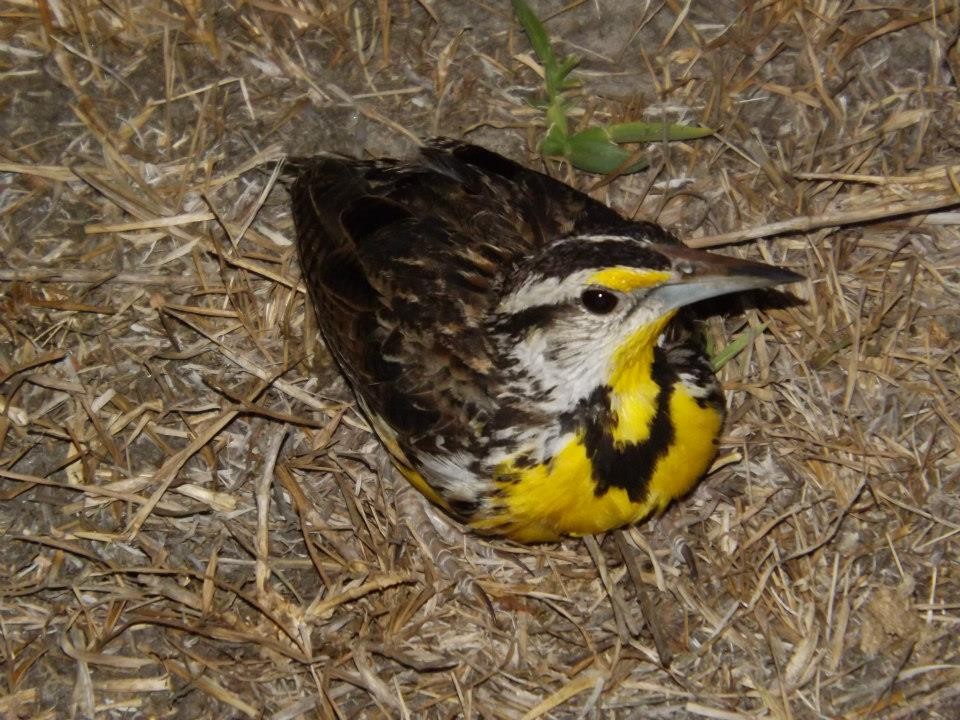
[513,0,578,105]
[513,0,713,175]
[562,127,649,174]
[607,120,714,143]
[544,100,569,144]
[556,55,581,86]
[512,0,555,69]
[541,125,568,157]
[710,323,767,371]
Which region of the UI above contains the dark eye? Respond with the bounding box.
[580,288,619,314]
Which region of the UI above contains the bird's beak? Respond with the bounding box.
[643,243,803,312]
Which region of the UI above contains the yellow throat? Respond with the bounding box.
[477,313,724,542]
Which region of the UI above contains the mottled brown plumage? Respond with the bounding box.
[289,139,679,473]
[289,140,800,539]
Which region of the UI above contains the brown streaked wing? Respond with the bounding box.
[289,140,674,462]
[289,150,523,458]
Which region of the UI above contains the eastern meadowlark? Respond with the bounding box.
[289,140,801,543]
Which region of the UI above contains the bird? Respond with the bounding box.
[288,139,801,543]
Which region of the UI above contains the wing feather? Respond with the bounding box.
[288,140,645,462]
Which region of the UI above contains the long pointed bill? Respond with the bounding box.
[646,243,803,312]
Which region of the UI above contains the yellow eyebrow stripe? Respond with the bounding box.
[588,267,671,292]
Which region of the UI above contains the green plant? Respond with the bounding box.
[513,0,713,174]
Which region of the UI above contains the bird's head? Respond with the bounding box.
[489,234,802,408]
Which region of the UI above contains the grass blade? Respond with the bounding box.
[513,0,557,79]
[711,323,767,371]
[607,120,714,143]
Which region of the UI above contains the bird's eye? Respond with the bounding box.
[580,288,619,314]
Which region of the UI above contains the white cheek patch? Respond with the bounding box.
[508,317,621,414]
[513,327,550,369]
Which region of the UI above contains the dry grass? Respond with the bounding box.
[1,1,959,718]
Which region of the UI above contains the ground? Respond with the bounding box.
[1,1,959,718]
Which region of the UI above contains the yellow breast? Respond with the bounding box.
[371,315,723,542]
[475,384,721,542]
[474,319,723,542]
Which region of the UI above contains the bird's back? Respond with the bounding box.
[288,140,728,538]
[288,141,643,450]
